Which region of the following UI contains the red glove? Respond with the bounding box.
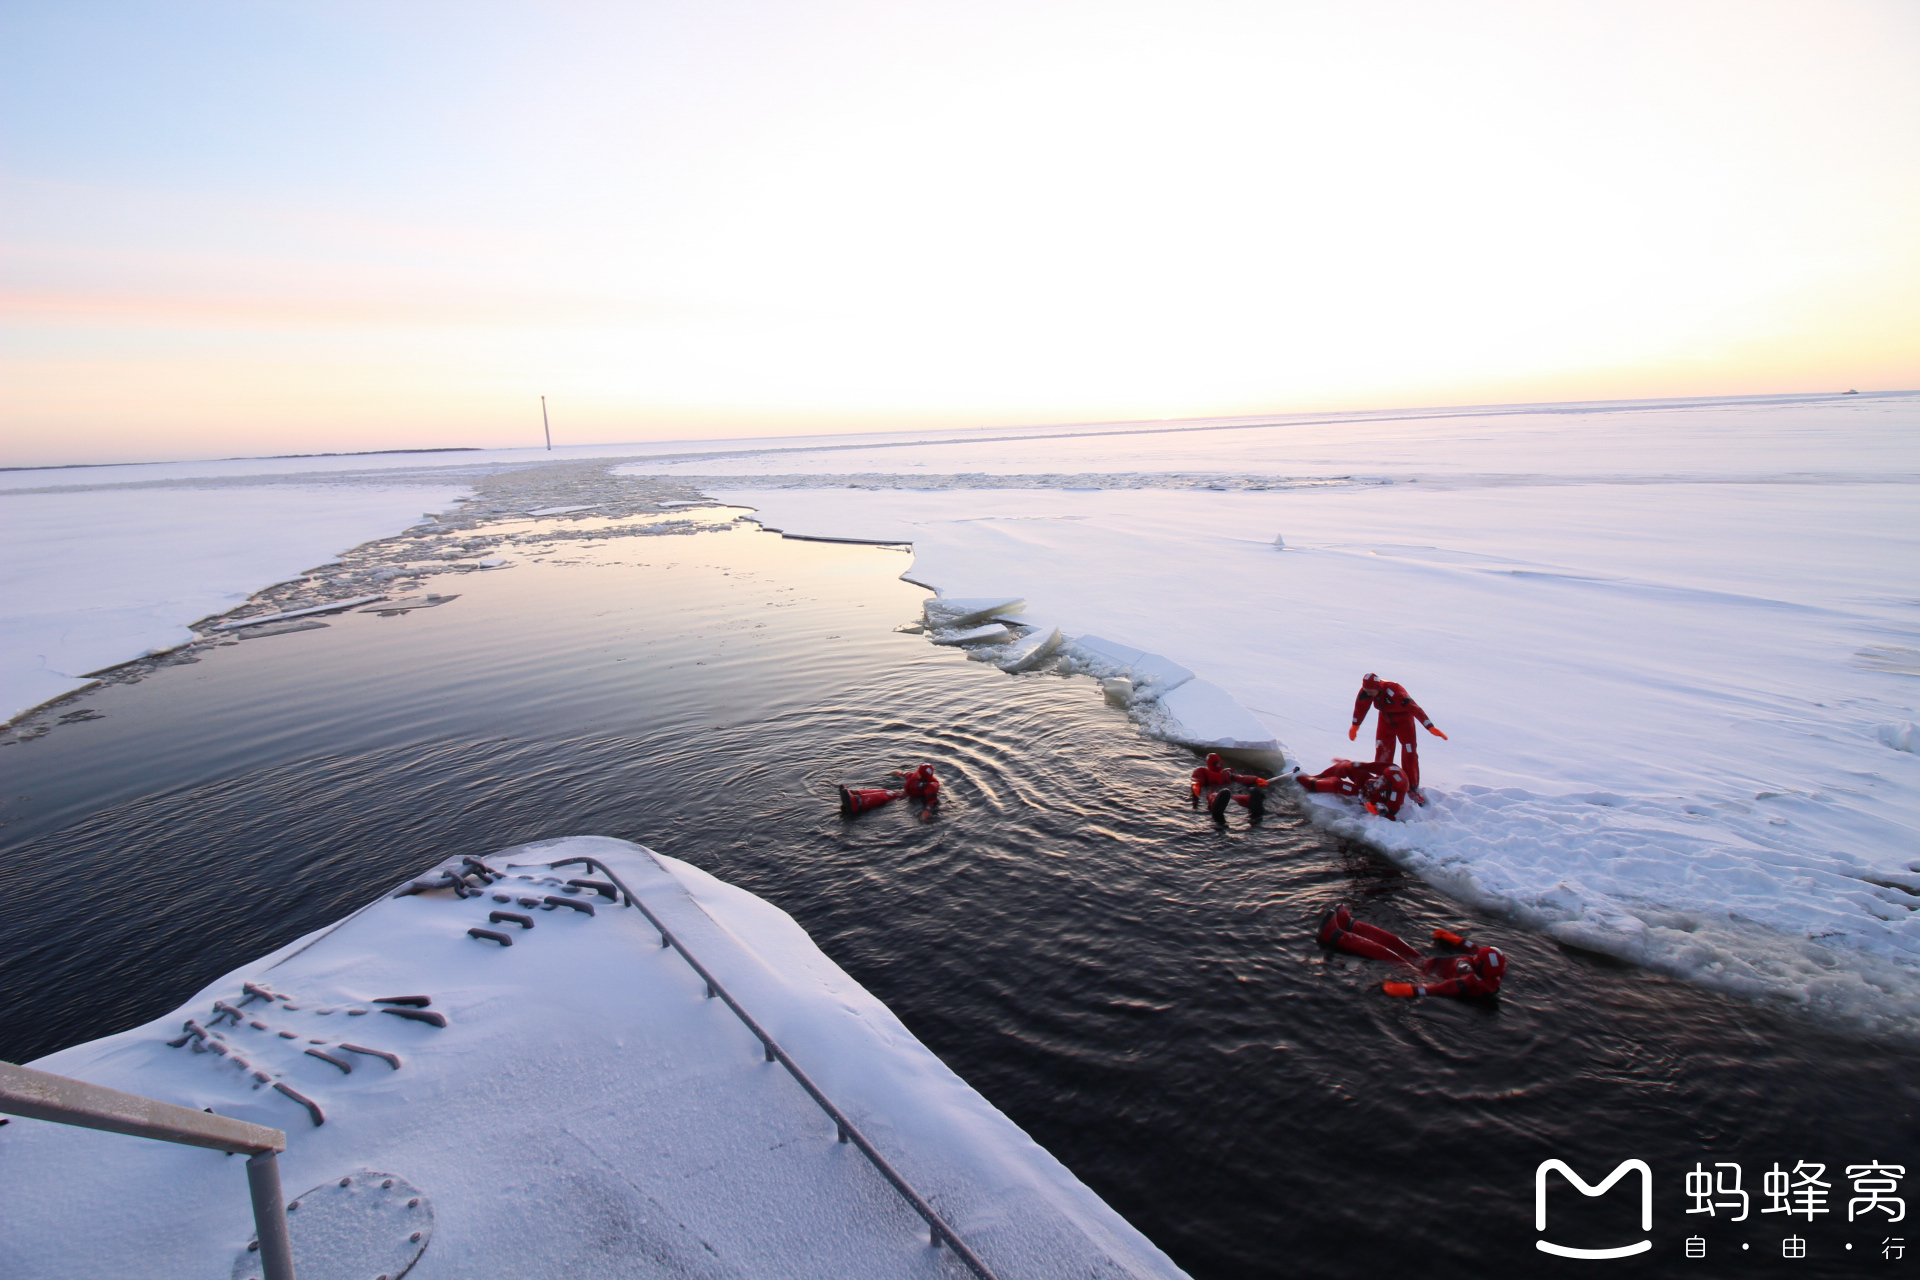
[1382,981,1419,998]
[1426,725,1448,739]
[1348,723,1359,741]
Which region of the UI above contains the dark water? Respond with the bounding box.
[3,524,1915,1279]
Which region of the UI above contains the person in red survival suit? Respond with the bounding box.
[1316,902,1507,998]
[1189,753,1236,809]
[1206,773,1270,824]
[1295,759,1410,819]
[1349,673,1446,800]
[894,763,941,804]
[838,783,902,816]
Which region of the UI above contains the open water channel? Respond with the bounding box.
[3,514,1914,1279]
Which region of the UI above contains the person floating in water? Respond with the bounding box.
[839,763,941,819]
[1295,758,1411,819]
[1348,672,1445,804]
[1207,774,1270,825]
[894,763,941,805]
[1316,902,1506,998]
[1190,752,1235,809]
[838,783,903,816]
[1190,753,1269,824]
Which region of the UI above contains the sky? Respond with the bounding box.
[3,0,1917,467]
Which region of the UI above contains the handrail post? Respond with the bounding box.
[1,1062,294,1279]
[246,1151,298,1280]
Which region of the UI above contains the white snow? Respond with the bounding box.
[0,484,468,722]
[675,393,1920,1031]
[0,837,1186,1280]
[1880,722,1920,754]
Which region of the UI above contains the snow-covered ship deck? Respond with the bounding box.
[0,837,1186,1279]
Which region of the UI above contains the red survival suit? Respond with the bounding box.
[1190,754,1270,820]
[841,764,941,817]
[1296,759,1411,819]
[839,784,902,816]
[1190,753,1235,808]
[895,764,941,803]
[1317,903,1506,998]
[1349,673,1445,795]
[1207,775,1270,823]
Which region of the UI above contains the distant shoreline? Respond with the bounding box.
[0,447,483,474]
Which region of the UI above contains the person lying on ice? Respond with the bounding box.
[1295,758,1411,820]
[1348,672,1446,804]
[1317,902,1507,998]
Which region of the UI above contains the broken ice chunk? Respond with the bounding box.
[930,623,1015,646]
[236,620,330,640]
[923,597,1026,630]
[1072,636,1195,700]
[998,626,1064,673]
[211,595,386,630]
[1101,677,1134,707]
[364,593,461,615]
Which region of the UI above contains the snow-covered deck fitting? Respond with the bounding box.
[0,837,1187,1280]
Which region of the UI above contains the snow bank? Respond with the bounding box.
[0,837,1186,1280]
[694,393,1920,1031]
[0,484,469,722]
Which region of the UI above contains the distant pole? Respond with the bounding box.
[541,396,552,451]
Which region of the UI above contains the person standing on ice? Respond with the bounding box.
[1348,672,1446,801]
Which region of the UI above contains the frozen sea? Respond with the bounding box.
[5,515,1916,1279]
[5,391,1918,1030]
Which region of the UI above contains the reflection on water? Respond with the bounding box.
[4,527,1914,1280]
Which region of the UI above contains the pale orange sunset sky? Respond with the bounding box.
[3,0,1916,467]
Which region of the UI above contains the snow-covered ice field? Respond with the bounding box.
[0,483,470,721]
[612,393,1920,1030]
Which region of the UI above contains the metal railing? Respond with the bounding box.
[0,1061,296,1280]
[544,854,1001,1280]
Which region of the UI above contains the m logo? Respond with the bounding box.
[1536,1159,1654,1259]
